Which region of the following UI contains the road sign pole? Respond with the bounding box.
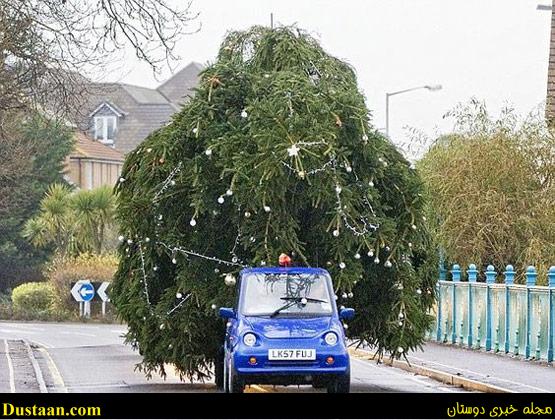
[84,301,91,318]
[102,301,106,317]
[79,301,83,317]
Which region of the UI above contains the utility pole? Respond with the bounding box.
[270,13,274,29]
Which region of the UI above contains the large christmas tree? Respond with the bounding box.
[112,26,437,381]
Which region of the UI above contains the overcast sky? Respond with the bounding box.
[106,0,552,154]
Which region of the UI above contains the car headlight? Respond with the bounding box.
[324,332,338,345]
[243,333,257,346]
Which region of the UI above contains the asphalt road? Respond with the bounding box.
[0,321,471,393]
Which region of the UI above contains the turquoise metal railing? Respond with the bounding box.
[430,264,555,362]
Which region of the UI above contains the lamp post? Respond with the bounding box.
[385,84,442,138]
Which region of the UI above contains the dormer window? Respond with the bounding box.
[89,102,124,146]
[94,115,117,145]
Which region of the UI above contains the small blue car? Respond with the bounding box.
[218,266,354,393]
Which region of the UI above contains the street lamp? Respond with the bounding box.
[385,84,442,137]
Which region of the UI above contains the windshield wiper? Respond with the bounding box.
[280,296,327,303]
[270,296,327,318]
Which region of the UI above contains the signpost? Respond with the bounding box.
[71,281,111,318]
[70,280,95,318]
[97,282,110,316]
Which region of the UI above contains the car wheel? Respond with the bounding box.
[214,346,224,389]
[229,358,244,393]
[327,370,350,393]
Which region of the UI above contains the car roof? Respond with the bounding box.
[240,266,330,276]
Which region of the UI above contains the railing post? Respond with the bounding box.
[451,264,461,344]
[525,266,537,359]
[467,264,478,348]
[547,266,555,363]
[504,265,515,354]
[436,257,446,342]
[485,264,496,351]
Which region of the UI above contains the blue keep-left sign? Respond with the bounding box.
[78,282,95,302]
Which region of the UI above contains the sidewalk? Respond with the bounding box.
[352,342,555,393]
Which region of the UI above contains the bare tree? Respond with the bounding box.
[0,0,199,119]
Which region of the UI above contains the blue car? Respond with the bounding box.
[218,266,354,393]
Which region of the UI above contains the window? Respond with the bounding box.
[94,116,117,145]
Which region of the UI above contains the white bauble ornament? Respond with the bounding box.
[346,166,352,173]
[263,205,271,213]
[354,253,361,260]
[145,237,150,243]
[168,344,173,349]
[368,181,374,187]
[339,262,346,269]
[250,236,256,242]
[176,292,183,299]
[118,235,124,242]
[398,321,403,326]
[343,323,349,330]
[211,304,217,310]
[408,242,413,248]
[119,177,125,183]
[411,224,417,230]
[341,292,348,299]
[300,298,307,305]
[159,324,165,330]
[241,110,248,118]
[218,196,225,204]
[170,180,176,186]
[348,292,353,298]
[385,246,390,252]
[192,127,198,134]
[224,273,236,286]
[147,148,152,153]
[362,134,369,142]
[244,211,251,218]
[333,229,340,237]
[172,258,177,264]
[385,260,392,268]
[153,266,159,271]
[214,268,220,274]
[127,239,133,244]
[190,218,197,226]
[205,148,213,156]
[416,289,422,295]
[367,250,374,257]
[298,170,305,179]
[374,257,380,264]
[226,189,233,196]
[335,185,342,194]
[260,261,266,266]
[397,347,404,353]
[232,256,238,263]
[158,214,163,220]
[422,216,427,221]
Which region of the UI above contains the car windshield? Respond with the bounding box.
[241,272,333,317]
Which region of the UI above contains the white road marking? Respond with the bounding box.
[24,340,47,393]
[37,347,68,393]
[0,328,38,335]
[4,340,15,393]
[407,355,551,393]
[351,358,459,392]
[60,331,97,337]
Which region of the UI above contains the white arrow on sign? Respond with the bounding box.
[71,280,90,302]
[97,282,110,302]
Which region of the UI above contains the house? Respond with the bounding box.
[81,62,204,154]
[64,132,124,190]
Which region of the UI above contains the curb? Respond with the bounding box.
[349,348,513,393]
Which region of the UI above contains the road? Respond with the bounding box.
[0,321,471,393]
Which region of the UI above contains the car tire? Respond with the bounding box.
[327,370,350,393]
[215,346,224,389]
[228,358,244,393]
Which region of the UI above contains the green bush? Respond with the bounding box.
[11,282,54,319]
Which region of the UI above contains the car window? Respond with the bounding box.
[240,272,333,316]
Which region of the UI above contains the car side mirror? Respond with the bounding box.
[219,307,235,319]
[339,308,355,320]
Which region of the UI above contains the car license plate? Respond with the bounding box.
[268,349,316,360]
